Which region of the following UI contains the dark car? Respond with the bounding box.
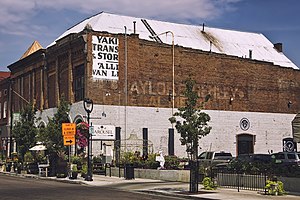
[271,152,300,167]
[223,154,272,172]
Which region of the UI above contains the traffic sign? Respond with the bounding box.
[63,135,75,146]
[62,123,76,136]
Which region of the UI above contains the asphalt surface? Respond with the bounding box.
[1,171,300,200]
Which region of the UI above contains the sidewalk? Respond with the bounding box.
[2,171,300,200]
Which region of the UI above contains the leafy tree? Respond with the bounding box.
[12,104,38,161]
[169,77,211,193]
[38,97,70,176]
[169,77,211,160]
[38,97,70,155]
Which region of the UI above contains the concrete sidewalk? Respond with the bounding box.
[2,171,300,200]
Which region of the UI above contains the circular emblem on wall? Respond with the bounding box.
[283,141,295,152]
[240,118,250,131]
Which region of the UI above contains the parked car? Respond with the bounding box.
[216,153,272,172]
[198,151,233,169]
[271,151,300,167]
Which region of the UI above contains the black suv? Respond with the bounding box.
[271,152,300,167]
[223,153,272,172]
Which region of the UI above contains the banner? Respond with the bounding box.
[92,35,119,80]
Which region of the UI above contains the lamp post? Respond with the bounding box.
[150,31,175,119]
[83,98,94,181]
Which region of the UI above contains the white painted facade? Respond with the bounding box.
[37,101,298,158]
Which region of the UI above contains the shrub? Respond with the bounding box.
[144,154,160,169]
[164,156,180,170]
[202,177,217,190]
[265,180,285,195]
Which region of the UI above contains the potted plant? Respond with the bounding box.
[81,164,88,178]
[69,164,78,179]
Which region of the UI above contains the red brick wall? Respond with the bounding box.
[8,32,300,115]
[86,33,300,114]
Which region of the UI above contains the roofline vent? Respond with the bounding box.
[133,21,136,34]
[202,23,205,32]
[274,43,283,52]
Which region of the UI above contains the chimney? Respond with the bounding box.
[249,50,252,59]
[274,43,283,52]
[133,21,136,34]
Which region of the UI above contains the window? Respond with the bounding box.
[0,103,1,119]
[287,153,296,159]
[3,89,7,96]
[74,65,85,102]
[3,101,7,118]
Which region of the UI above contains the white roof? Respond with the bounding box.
[49,12,298,69]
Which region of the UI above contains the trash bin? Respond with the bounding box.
[124,164,134,180]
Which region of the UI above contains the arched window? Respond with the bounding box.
[3,101,7,119]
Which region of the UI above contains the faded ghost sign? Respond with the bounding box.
[92,35,119,80]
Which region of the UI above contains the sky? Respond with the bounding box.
[0,0,299,71]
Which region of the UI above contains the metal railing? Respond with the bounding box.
[211,169,267,193]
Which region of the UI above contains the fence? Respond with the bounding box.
[212,169,267,193]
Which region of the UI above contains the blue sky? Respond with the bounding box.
[0,0,299,71]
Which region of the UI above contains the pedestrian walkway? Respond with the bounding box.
[2,171,300,200]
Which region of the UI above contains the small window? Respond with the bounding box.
[206,152,214,159]
[3,89,7,96]
[198,152,207,159]
[287,154,296,159]
[0,103,2,119]
[275,153,285,159]
[3,101,7,118]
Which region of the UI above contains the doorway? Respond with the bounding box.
[237,134,254,155]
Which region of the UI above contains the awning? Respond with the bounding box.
[29,144,47,151]
[292,113,300,143]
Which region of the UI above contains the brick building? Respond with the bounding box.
[0,71,11,158]
[5,12,300,158]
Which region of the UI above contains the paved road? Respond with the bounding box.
[0,174,193,200]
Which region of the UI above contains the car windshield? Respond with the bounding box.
[214,153,232,160]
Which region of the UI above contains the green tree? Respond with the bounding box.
[169,77,211,160]
[12,104,38,161]
[38,97,70,155]
[169,77,212,193]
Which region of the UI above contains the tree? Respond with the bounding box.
[12,104,38,161]
[38,97,70,176]
[169,77,212,193]
[169,77,211,160]
[38,97,70,154]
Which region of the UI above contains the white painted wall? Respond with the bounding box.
[37,102,298,158]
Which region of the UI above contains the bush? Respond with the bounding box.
[265,180,285,195]
[144,154,159,169]
[202,177,217,190]
[119,152,182,170]
[164,156,180,170]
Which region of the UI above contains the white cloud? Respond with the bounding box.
[0,0,241,36]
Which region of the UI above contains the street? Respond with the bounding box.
[0,174,187,200]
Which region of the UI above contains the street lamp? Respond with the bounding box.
[149,31,175,119]
[83,98,94,181]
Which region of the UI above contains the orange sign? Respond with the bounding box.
[62,123,76,136]
[63,135,75,146]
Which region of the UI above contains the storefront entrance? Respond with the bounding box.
[237,134,254,155]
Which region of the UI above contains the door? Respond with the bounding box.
[237,134,254,155]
